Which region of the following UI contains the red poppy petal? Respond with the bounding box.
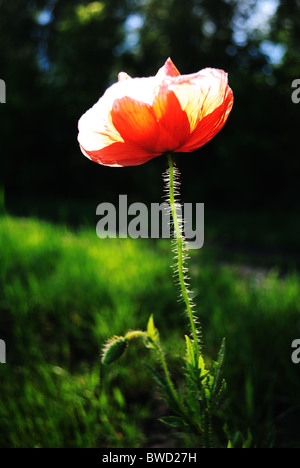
[152,85,191,152]
[82,141,160,167]
[176,86,233,152]
[78,61,234,167]
[156,57,181,78]
[110,96,159,150]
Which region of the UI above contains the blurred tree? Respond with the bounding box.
[133,0,235,73]
[0,0,132,211]
[0,0,299,223]
[126,0,282,210]
[0,0,50,199]
[271,0,300,78]
[46,0,129,112]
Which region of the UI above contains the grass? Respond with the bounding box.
[0,215,300,447]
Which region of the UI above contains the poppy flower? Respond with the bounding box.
[78,58,233,167]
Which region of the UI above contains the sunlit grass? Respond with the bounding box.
[1,215,300,447]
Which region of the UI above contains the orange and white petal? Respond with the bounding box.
[82,141,160,167]
[152,83,191,152]
[78,75,157,159]
[78,87,123,157]
[176,82,234,152]
[79,75,165,165]
[78,60,234,166]
[110,96,159,150]
[168,68,230,132]
[156,57,181,78]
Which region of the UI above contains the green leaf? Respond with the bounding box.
[146,364,166,389]
[211,338,226,402]
[216,337,226,367]
[146,314,159,348]
[242,429,253,448]
[185,335,195,367]
[146,364,181,414]
[198,355,206,374]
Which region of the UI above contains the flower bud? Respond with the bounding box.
[101,336,128,365]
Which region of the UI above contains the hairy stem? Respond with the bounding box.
[167,153,200,362]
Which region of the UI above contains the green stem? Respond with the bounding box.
[127,330,202,434]
[124,330,177,401]
[125,330,148,341]
[156,342,180,406]
[167,153,200,362]
[126,330,179,408]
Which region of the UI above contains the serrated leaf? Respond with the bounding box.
[146,314,159,348]
[146,364,182,415]
[146,364,166,388]
[211,378,226,409]
[216,337,226,367]
[198,354,206,374]
[211,338,226,401]
[185,335,195,367]
[204,386,211,400]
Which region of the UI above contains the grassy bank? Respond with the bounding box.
[0,215,300,447]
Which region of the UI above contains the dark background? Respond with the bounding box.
[0,0,299,259]
[1,0,300,449]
